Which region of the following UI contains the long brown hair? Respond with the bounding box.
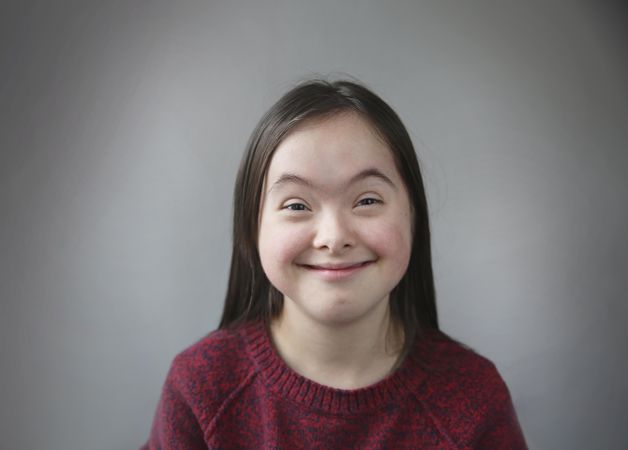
[219,79,439,355]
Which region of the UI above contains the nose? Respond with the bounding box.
[312,210,355,253]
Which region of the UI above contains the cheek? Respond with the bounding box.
[367,217,413,272]
[258,222,310,294]
[258,220,308,267]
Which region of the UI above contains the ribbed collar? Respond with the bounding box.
[239,320,428,415]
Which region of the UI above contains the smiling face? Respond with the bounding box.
[257,112,413,328]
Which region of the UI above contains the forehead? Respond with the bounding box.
[266,112,399,183]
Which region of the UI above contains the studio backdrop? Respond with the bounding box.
[1,1,626,449]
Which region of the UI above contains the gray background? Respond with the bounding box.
[1,1,627,449]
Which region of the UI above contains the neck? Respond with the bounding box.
[269,299,404,390]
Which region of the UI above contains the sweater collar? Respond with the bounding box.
[240,320,429,414]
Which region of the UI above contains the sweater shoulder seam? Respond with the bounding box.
[203,368,258,441]
[405,380,460,448]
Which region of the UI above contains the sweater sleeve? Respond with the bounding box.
[141,355,207,450]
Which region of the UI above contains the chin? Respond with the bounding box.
[307,298,387,327]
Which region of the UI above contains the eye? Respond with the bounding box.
[282,202,309,212]
[356,197,382,207]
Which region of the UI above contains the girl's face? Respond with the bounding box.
[257,112,413,328]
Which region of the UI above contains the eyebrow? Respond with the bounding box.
[268,167,398,193]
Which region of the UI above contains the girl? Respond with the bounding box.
[142,79,527,449]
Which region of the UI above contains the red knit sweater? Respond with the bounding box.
[142,321,527,449]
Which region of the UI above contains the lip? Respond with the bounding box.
[297,261,374,281]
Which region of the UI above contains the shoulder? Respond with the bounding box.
[173,325,249,372]
[417,330,505,391]
[144,326,259,447]
[412,331,522,446]
[163,325,256,419]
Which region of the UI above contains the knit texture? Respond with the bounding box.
[142,321,527,449]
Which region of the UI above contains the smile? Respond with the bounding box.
[297,261,374,280]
